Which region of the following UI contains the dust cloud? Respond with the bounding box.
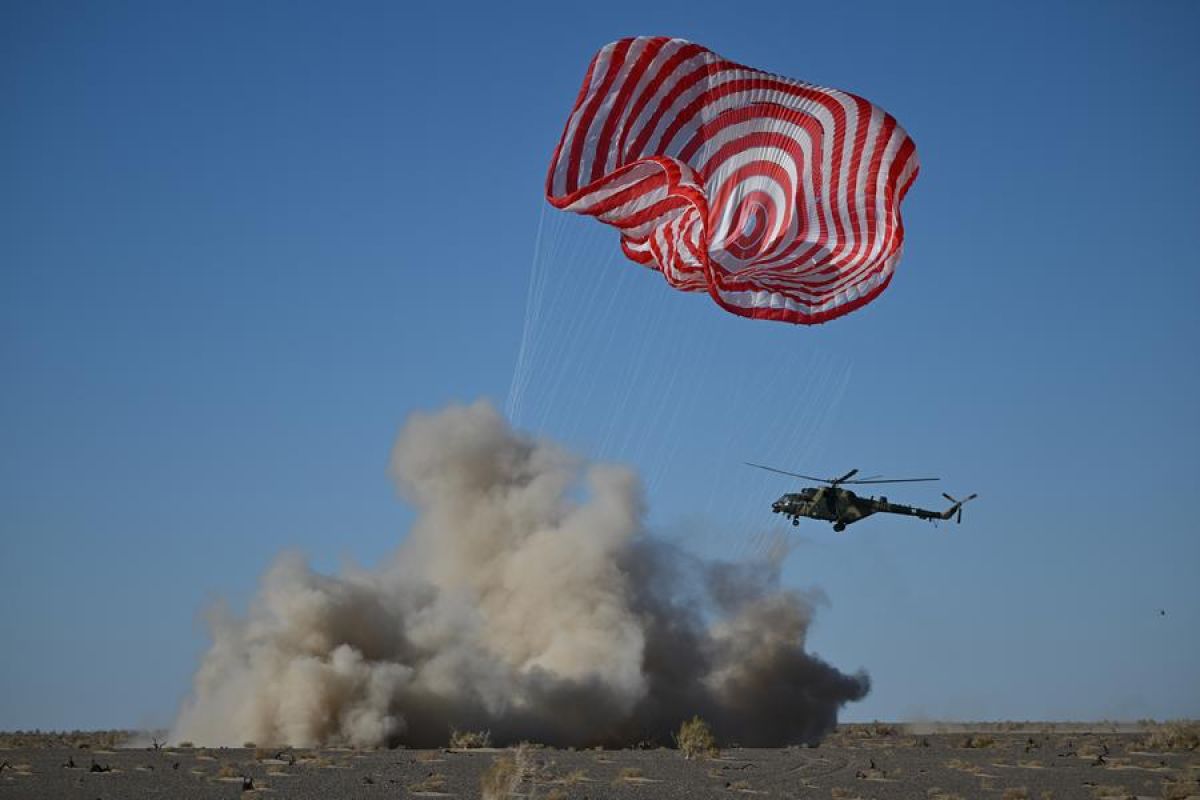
[171,400,867,748]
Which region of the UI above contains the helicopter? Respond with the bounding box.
[746,464,977,532]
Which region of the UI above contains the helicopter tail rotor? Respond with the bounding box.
[941,492,979,524]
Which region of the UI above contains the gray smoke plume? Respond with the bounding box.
[171,400,868,748]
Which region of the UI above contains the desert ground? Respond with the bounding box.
[1,724,1197,799]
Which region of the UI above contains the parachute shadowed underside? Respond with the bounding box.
[546,37,919,325]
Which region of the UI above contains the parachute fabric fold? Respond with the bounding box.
[546,36,919,325]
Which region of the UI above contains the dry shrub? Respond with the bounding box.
[480,744,542,800]
[1162,766,1200,800]
[409,772,447,793]
[1162,781,1187,800]
[846,722,901,738]
[1142,721,1200,752]
[616,766,644,782]
[676,716,718,760]
[962,735,995,749]
[215,763,239,779]
[481,756,519,800]
[1002,789,1030,800]
[1090,785,1133,799]
[558,768,588,784]
[449,728,492,749]
[927,789,964,800]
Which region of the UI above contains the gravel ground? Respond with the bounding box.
[1,728,1197,799]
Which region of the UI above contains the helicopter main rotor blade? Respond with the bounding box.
[743,462,829,483]
[832,469,860,484]
[844,477,940,484]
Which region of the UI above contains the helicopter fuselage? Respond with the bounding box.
[771,486,951,532]
[748,463,975,533]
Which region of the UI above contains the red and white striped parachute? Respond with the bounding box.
[546,37,919,325]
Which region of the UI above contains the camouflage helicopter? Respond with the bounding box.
[746,464,977,532]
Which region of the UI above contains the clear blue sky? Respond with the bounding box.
[3,0,1197,730]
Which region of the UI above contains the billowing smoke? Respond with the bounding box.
[171,400,868,748]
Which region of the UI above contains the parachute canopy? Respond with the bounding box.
[546,37,919,325]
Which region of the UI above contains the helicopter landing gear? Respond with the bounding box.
[833,522,846,532]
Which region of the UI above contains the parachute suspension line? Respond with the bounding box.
[506,202,549,424]
[616,291,681,471]
[522,205,856,549]
[530,237,619,435]
[643,310,718,499]
[729,355,852,555]
[514,207,584,431]
[544,225,643,460]
[525,210,577,429]
[641,346,686,497]
[558,253,630,447]
[512,202,856,566]
[810,358,853,466]
[726,351,853,560]
[512,202,633,441]
[654,290,728,494]
[599,278,675,464]
[727,353,802,558]
[699,345,751,517]
[604,285,662,461]
[513,204,572,429]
